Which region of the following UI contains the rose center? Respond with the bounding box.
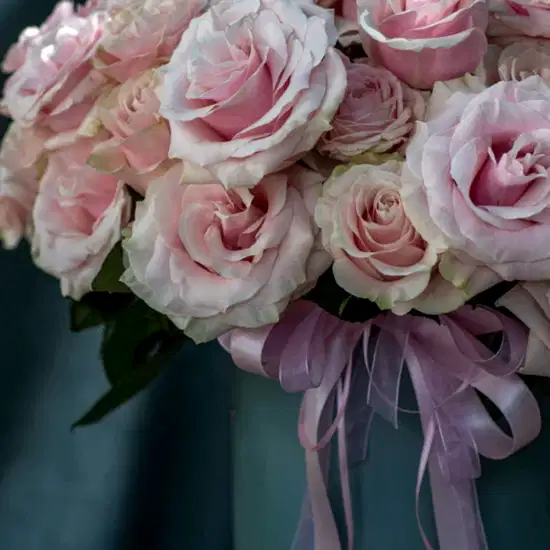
[470,138,543,208]
[217,190,266,253]
[371,190,401,224]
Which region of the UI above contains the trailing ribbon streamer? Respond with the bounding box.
[220,302,541,550]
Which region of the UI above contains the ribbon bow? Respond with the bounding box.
[220,302,541,550]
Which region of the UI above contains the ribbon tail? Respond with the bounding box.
[407,348,488,550]
[290,488,315,550]
[291,436,338,550]
[429,461,488,550]
[296,386,342,550]
[290,437,341,550]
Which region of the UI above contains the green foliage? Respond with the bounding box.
[90,242,129,293]
[99,299,179,385]
[72,323,187,428]
[70,292,134,332]
[70,293,190,428]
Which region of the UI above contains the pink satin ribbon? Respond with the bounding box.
[220,302,541,550]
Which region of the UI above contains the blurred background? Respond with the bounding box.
[3,2,550,550]
[0,6,232,550]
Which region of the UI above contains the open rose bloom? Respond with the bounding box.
[5,3,550,545]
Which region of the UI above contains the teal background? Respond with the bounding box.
[2,2,550,549]
[0,244,232,550]
[4,237,550,550]
[233,370,550,550]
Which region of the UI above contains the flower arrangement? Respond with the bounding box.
[4,0,550,548]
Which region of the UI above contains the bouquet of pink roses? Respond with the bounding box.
[4,0,550,548]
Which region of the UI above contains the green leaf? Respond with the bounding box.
[70,301,104,332]
[91,243,129,293]
[100,299,182,385]
[338,295,352,317]
[72,297,191,427]
[69,292,134,332]
[72,332,185,428]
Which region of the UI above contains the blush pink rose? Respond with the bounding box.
[84,69,171,195]
[159,0,347,189]
[121,163,330,343]
[489,0,550,43]
[402,75,550,283]
[0,124,49,249]
[2,1,74,73]
[94,0,206,82]
[31,143,130,299]
[2,8,107,129]
[318,57,425,160]
[498,41,550,82]
[314,162,438,310]
[359,0,489,90]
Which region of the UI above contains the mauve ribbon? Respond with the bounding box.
[220,302,541,550]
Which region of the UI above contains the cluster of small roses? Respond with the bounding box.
[2,0,550,344]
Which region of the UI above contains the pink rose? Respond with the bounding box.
[0,124,49,248]
[359,0,489,90]
[31,143,130,299]
[121,163,330,343]
[314,162,438,310]
[489,1,550,43]
[2,1,74,73]
[94,0,206,82]
[318,57,424,160]
[402,75,550,283]
[85,69,172,195]
[498,41,550,82]
[159,0,347,189]
[2,8,107,129]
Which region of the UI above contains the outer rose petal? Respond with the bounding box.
[488,0,550,43]
[393,254,502,315]
[0,124,48,248]
[497,282,550,377]
[0,167,37,249]
[359,0,489,90]
[2,2,75,73]
[122,163,329,342]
